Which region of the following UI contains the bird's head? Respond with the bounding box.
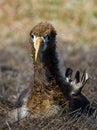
[29,22,57,62]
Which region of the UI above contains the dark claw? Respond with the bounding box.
[81,70,86,83]
[75,71,80,83]
[65,68,73,78]
[81,71,89,88]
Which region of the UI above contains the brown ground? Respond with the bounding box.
[0,41,97,130]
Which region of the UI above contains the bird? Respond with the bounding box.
[15,22,67,119]
[15,22,91,120]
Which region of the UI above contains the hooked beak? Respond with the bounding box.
[35,37,43,62]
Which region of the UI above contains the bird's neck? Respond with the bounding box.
[34,61,45,82]
[43,46,60,78]
[32,42,70,98]
[42,45,70,98]
[32,46,46,83]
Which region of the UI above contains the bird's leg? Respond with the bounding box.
[65,68,73,83]
[69,70,89,96]
[65,69,91,117]
[65,68,89,97]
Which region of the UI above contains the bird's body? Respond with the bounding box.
[27,27,67,117]
[26,80,66,118]
[16,22,70,118]
[16,22,90,120]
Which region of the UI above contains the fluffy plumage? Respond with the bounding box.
[17,22,67,118]
[17,22,91,119]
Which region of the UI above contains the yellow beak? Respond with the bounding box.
[35,38,43,62]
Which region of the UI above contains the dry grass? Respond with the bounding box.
[0,42,97,130]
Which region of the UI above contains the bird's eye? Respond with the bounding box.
[31,34,34,39]
[44,36,51,43]
[47,36,51,40]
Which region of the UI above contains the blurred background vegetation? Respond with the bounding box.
[0,0,97,47]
